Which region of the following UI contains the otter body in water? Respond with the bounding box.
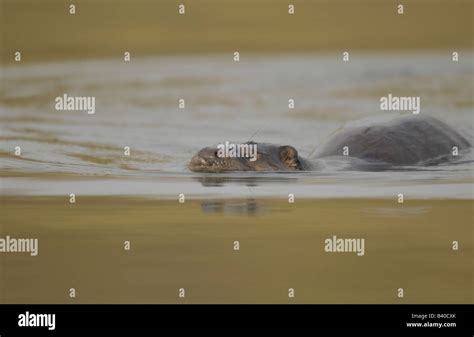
[188,115,471,172]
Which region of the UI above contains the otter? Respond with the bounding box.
[189,142,312,172]
[188,115,471,172]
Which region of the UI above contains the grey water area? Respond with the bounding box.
[1,52,473,199]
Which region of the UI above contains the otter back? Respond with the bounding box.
[315,115,470,165]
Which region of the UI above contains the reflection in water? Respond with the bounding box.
[193,175,298,187]
[201,198,263,215]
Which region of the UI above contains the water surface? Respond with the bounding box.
[1,53,473,198]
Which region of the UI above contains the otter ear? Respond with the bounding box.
[279,145,299,168]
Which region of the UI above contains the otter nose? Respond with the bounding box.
[190,154,207,166]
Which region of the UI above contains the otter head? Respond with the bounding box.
[188,142,304,172]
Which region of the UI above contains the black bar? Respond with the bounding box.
[0,304,471,334]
